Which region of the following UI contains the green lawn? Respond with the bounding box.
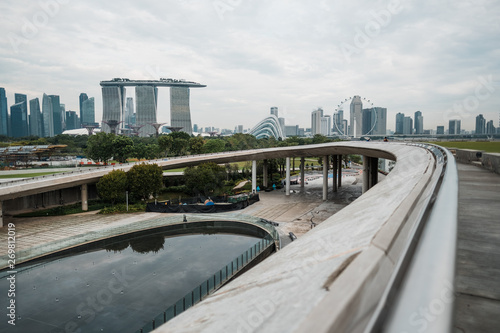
[0,171,64,179]
[427,141,500,153]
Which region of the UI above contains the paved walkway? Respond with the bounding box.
[454,163,500,333]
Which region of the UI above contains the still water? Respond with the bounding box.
[0,228,262,333]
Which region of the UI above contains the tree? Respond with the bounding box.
[112,135,134,163]
[189,136,205,154]
[157,135,173,156]
[202,138,225,153]
[183,162,227,196]
[96,170,128,204]
[85,132,114,163]
[127,163,163,201]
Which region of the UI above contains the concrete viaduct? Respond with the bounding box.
[0,142,458,332]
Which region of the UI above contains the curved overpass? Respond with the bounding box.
[0,142,457,332]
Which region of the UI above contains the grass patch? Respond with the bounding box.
[427,141,500,153]
[0,171,65,179]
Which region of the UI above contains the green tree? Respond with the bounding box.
[157,135,173,156]
[127,163,163,201]
[183,162,227,196]
[96,170,128,204]
[189,136,205,154]
[112,135,134,163]
[85,132,114,163]
[202,138,226,153]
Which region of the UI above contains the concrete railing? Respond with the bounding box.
[455,148,500,175]
[149,142,458,333]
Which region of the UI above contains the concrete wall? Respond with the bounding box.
[3,184,98,215]
[455,149,484,164]
[481,153,500,175]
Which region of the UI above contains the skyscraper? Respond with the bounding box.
[414,111,423,134]
[136,85,158,137]
[486,120,496,135]
[102,85,126,133]
[124,97,134,129]
[311,108,323,135]
[320,115,331,136]
[170,87,192,135]
[79,93,88,126]
[436,126,444,135]
[333,110,345,135]
[29,98,43,137]
[0,88,8,136]
[48,95,62,135]
[270,107,278,117]
[449,119,461,135]
[349,96,362,137]
[65,111,79,130]
[81,97,95,126]
[475,114,486,134]
[10,103,29,137]
[395,113,405,134]
[373,107,387,135]
[42,94,54,137]
[403,116,413,135]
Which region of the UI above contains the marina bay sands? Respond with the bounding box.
[100,78,206,136]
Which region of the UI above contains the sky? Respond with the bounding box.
[1,0,499,133]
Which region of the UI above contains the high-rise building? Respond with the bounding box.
[81,97,95,126]
[362,108,374,135]
[79,93,88,126]
[136,85,158,137]
[449,119,461,135]
[333,110,345,135]
[60,103,66,131]
[102,85,126,133]
[486,120,496,135]
[12,94,28,137]
[349,96,363,137]
[395,113,405,134]
[48,95,62,135]
[436,126,444,135]
[124,97,134,129]
[403,116,413,135]
[65,111,79,130]
[270,107,278,117]
[475,114,486,134]
[373,107,387,135]
[29,98,43,137]
[320,115,331,136]
[279,117,286,134]
[42,94,54,137]
[170,87,192,135]
[0,88,8,136]
[285,125,299,137]
[311,108,323,135]
[414,111,423,134]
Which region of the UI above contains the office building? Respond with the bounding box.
[333,110,345,135]
[29,98,43,137]
[285,125,299,137]
[46,95,62,135]
[136,85,158,137]
[321,115,331,136]
[449,119,461,135]
[349,95,363,137]
[362,108,374,135]
[81,97,95,126]
[436,126,444,135]
[0,88,8,136]
[486,120,496,135]
[102,85,126,133]
[373,107,387,135]
[11,94,28,137]
[475,114,486,135]
[65,111,79,130]
[403,116,413,135]
[79,93,88,126]
[311,108,324,135]
[42,94,53,137]
[170,87,192,135]
[414,111,423,135]
[395,113,405,134]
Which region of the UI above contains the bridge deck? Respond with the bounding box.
[454,163,500,332]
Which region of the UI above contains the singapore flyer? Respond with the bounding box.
[333,96,378,137]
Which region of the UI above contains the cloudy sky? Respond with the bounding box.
[1,0,499,133]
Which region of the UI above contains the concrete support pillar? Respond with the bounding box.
[285,157,291,196]
[263,160,268,188]
[332,155,338,192]
[363,156,370,193]
[338,154,342,188]
[0,201,3,228]
[323,155,329,201]
[370,157,379,188]
[81,184,88,211]
[300,157,305,190]
[252,160,257,193]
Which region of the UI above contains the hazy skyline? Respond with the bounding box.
[1,0,499,132]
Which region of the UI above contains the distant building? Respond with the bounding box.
[475,114,486,135]
[236,125,243,134]
[395,113,405,134]
[414,111,423,134]
[102,85,126,133]
[403,116,413,135]
[249,114,285,139]
[81,97,95,126]
[48,95,62,135]
[373,107,387,135]
[436,126,445,135]
[42,94,53,137]
[193,124,199,133]
[11,94,28,137]
[270,107,278,117]
[333,110,345,135]
[0,87,8,136]
[311,108,323,135]
[136,86,158,137]
[29,98,43,137]
[124,97,134,129]
[449,119,461,135]
[320,115,331,136]
[285,125,299,137]
[486,120,496,135]
[349,96,363,137]
[79,93,88,126]
[65,111,79,130]
[170,87,192,135]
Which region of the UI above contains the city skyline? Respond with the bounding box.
[1,1,499,132]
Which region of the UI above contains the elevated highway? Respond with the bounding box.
[0,142,458,332]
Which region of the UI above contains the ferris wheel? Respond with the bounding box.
[333,96,377,136]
